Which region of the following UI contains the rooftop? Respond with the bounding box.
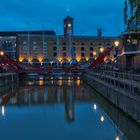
[0,30,56,36]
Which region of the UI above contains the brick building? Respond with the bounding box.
[0,16,121,66]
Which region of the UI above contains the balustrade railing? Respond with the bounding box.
[88,69,140,95]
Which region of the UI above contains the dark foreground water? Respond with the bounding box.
[0,76,140,140]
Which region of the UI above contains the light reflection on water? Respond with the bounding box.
[27,76,82,87]
[0,77,139,140]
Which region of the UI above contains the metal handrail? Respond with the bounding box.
[92,69,140,82]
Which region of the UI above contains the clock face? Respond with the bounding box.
[68,23,71,27]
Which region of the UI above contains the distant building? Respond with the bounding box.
[118,1,140,72]
[0,16,121,65]
[64,16,74,36]
[118,32,140,72]
[0,36,17,59]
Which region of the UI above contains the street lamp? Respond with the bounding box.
[114,41,119,48]
[99,48,104,69]
[100,47,104,53]
[93,51,96,56]
[0,51,4,56]
[114,41,120,70]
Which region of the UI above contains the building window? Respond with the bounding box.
[132,39,138,45]
[63,47,67,51]
[90,43,93,45]
[33,46,37,50]
[81,43,85,45]
[90,53,93,57]
[43,46,47,50]
[53,52,57,57]
[23,46,27,50]
[44,42,47,45]
[81,47,85,51]
[81,53,85,57]
[126,39,131,44]
[54,42,57,45]
[23,41,27,45]
[72,42,76,45]
[53,47,57,51]
[63,53,67,57]
[98,43,102,46]
[43,53,47,56]
[63,42,66,45]
[73,47,75,51]
[33,42,37,45]
[33,53,38,56]
[107,43,110,46]
[23,52,28,55]
[90,47,93,51]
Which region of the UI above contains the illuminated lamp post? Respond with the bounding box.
[114,41,120,70]
[0,51,4,56]
[93,51,97,58]
[100,47,104,53]
[99,47,104,69]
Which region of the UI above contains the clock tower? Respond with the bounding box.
[64,16,74,36]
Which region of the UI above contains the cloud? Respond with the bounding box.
[0,0,124,36]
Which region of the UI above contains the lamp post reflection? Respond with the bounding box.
[51,77,54,85]
[2,105,5,117]
[68,77,72,86]
[115,107,120,140]
[64,88,74,123]
[77,77,81,86]
[100,114,105,123]
[93,104,97,111]
[114,41,120,69]
[115,135,120,140]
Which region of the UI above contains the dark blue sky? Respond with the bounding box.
[0,0,124,36]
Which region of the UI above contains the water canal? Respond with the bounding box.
[0,76,139,140]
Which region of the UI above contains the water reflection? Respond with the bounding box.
[1,105,4,117]
[100,114,105,123]
[93,104,97,111]
[38,80,44,86]
[58,79,63,86]
[0,77,139,140]
[26,76,82,87]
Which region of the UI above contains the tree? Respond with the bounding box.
[124,0,128,26]
[125,0,140,30]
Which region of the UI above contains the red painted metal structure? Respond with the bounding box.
[0,46,113,73]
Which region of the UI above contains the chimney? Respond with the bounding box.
[97,29,102,37]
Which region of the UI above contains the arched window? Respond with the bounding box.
[32,59,41,67]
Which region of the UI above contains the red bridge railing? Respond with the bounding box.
[0,46,113,73]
